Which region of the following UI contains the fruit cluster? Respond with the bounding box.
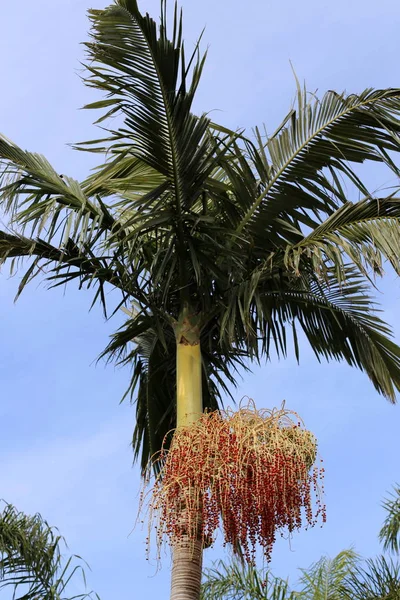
[146,401,325,562]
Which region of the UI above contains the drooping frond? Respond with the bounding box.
[0,501,98,600]
[0,135,111,249]
[217,263,400,401]
[0,229,131,313]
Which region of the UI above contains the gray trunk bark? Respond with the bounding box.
[170,538,203,600]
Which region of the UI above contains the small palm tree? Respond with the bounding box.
[201,549,359,600]
[202,550,400,600]
[4,0,400,597]
[301,552,400,600]
[0,501,97,600]
[379,485,400,553]
[201,554,297,600]
[297,549,359,600]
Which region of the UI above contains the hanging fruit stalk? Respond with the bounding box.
[147,402,326,564]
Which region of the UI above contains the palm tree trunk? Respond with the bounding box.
[176,341,203,427]
[170,538,203,600]
[170,331,203,600]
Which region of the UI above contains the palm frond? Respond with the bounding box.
[0,501,98,600]
[202,549,400,600]
[82,152,166,199]
[297,549,359,600]
[218,266,400,401]
[284,196,400,280]
[0,229,131,313]
[201,555,296,600]
[0,135,112,250]
[232,87,400,241]
[82,0,214,208]
[379,484,400,553]
[341,555,400,599]
[79,0,241,308]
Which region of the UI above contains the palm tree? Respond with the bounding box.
[201,549,359,599]
[200,560,297,600]
[0,500,97,600]
[4,0,400,597]
[202,550,400,600]
[297,549,360,600]
[301,552,400,600]
[379,485,400,553]
[201,553,297,599]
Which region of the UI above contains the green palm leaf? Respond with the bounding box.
[379,485,400,554]
[285,196,400,280]
[216,263,400,400]
[0,501,98,600]
[0,230,130,312]
[297,549,359,600]
[82,0,215,217]
[201,555,296,600]
[341,555,400,599]
[235,87,400,239]
[0,135,109,249]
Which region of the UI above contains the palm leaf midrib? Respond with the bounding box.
[114,5,186,217]
[294,202,400,248]
[237,91,399,235]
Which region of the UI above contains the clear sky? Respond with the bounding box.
[1,0,400,598]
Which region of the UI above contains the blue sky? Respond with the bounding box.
[1,0,400,597]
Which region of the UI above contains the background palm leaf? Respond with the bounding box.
[379,485,400,554]
[0,501,98,600]
[341,555,400,599]
[297,549,359,600]
[201,549,400,600]
[201,555,297,600]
